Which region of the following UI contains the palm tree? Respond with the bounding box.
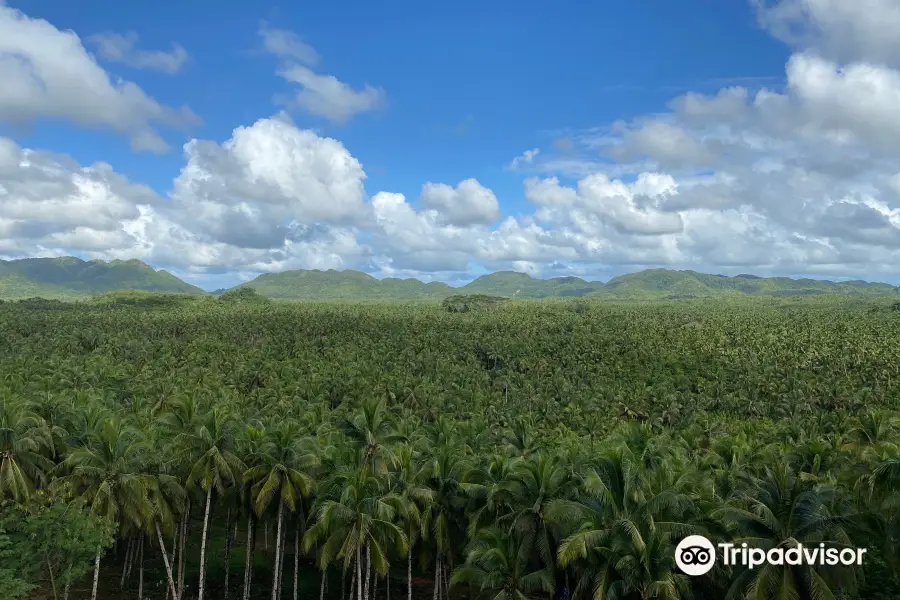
[451,527,553,600]
[0,396,53,502]
[719,462,859,600]
[304,451,409,600]
[504,452,572,582]
[62,417,151,600]
[552,448,704,600]
[245,422,318,600]
[418,443,469,600]
[181,408,246,600]
[341,398,407,473]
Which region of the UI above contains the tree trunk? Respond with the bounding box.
[293,524,300,600]
[225,508,234,600]
[121,536,135,589]
[442,560,449,600]
[156,521,179,600]
[47,555,58,600]
[279,518,287,600]
[272,501,284,600]
[198,487,213,600]
[320,570,326,600]
[432,558,439,600]
[243,514,255,600]
[364,545,371,600]
[138,535,145,600]
[91,546,102,600]
[356,545,363,600]
[407,551,412,600]
[63,559,73,600]
[179,506,189,600]
[387,568,390,600]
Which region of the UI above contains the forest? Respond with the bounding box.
[1,292,899,600]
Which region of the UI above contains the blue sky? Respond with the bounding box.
[2,0,900,289]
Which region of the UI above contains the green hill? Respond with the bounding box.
[242,269,454,300]
[240,267,900,301]
[462,271,605,298]
[592,269,900,299]
[0,257,205,299]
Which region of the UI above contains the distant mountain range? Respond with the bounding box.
[0,257,204,299]
[0,257,898,301]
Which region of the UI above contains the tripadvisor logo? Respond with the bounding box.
[675,535,867,576]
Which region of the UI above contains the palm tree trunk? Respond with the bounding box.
[178,506,189,600]
[198,487,213,600]
[374,574,379,600]
[91,545,102,600]
[243,514,255,600]
[356,545,363,600]
[293,524,300,600]
[320,570,327,600]
[387,568,390,600]
[442,560,449,600]
[225,508,234,600]
[138,535,144,600]
[272,501,284,600]
[432,558,439,600]
[156,522,178,600]
[364,544,371,600]
[407,551,412,600]
[121,536,134,589]
[279,518,287,600]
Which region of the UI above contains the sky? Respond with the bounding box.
[2,0,900,290]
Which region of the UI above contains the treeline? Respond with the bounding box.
[1,298,899,600]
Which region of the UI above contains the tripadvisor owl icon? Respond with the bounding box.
[676,535,716,576]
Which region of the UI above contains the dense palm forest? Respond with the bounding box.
[1,294,899,600]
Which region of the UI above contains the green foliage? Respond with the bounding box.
[441,294,509,312]
[1,295,899,600]
[218,286,273,304]
[0,494,116,600]
[0,257,205,299]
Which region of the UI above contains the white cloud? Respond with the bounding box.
[259,25,319,66]
[88,32,188,74]
[419,179,500,226]
[755,0,900,67]
[277,65,386,124]
[0,5,200,152]
[7,0,900,284]
[508,148,540,170]
[261,26,386,123]
[169,114,369,249]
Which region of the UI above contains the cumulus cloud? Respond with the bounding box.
[88,31,189,74]
[419,179,500,226]
[261,25,386,123]
[754,0,900,67]
[0,5,200,152]
[6,0,900,284]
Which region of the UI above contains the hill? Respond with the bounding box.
[593,269,900,299]
[0,257,205,299]
[242,269,454,300]
[238,267,900,301]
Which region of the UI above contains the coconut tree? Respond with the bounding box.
[450,527,553,600]
[0,396,53,502]
[304,450,409,600]
[62,417,151,600]
[244,421,318,600]
[719,462,860,600]
[182,407,246,600]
